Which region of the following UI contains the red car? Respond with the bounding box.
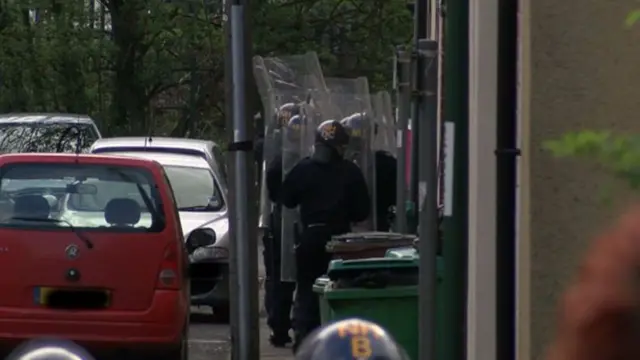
[0,154,189,359]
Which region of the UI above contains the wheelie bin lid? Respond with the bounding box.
[329,257,418,270]
[323,284,417,300]
[327,232,417,253]
[330,232,417,243]
[325,259,420,299]
[327,258,419,280]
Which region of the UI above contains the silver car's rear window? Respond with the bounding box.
[0,123,99,153]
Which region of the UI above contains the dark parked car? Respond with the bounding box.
[0,113,102,153]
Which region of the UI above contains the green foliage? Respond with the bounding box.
[626,9,640,28]
[545,10,640,193]
[0,0,411,141]
[544,131,640,189]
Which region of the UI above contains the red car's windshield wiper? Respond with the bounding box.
[9,217,94,249]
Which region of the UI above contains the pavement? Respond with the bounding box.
[187,312,293,360]
[188,244,294,360]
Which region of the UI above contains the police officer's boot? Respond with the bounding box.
[269,332,292,347]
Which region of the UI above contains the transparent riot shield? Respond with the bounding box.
[371,92,385,152]
[260,52,329,282]
[325,77,376,230]
[380,91,397,156]
[370,91,398,230]
[369,91,385,230]
[253,56,281,232]
[372,91,396,155]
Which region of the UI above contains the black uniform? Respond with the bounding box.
[280,120,371,352]
[259,106,303,347]
[374,150,397,231]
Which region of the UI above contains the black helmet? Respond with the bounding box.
[339,112,367,139]
[277,103,300,128]
[7,339,96,360]
[295,318,409,360]
[286,114,304,143]
[339,113,367,161]
[315,120,349,149]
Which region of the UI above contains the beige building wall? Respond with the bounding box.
[518,0,640,359]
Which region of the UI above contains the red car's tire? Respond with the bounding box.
[160,337,188,360]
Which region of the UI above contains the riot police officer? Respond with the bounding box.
[341,114,398,231]
[7,339,96,360]
[295,318,410,360]
[261,106,302,347]
[279,120,371,351]
[374,150,397,231]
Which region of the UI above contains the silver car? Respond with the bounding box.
[90,137,227,185]
[89,137,231,319]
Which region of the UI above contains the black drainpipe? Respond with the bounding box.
[495,0,519,359]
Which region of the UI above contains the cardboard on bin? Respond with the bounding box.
[327,232,417,253]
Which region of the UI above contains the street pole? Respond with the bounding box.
[417,39,439,360]
[408,0,429,234]
[394,48,410,234]
[441,0,469,358]
[224,0,259,358]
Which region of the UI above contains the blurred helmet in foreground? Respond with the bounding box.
[295,318,409,360]
[7,339,95,360]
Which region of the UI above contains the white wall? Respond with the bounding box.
[516,0,531,357]
[467,0,498,358]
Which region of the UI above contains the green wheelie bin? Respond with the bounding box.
[313,276,331,323]
[322,258,420,360]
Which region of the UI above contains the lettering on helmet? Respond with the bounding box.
[321,124,336,140]
[335,321,386,360]
[351,128,362,137]
[336,321,383,339]
[351,335,372,358]
[278,110,292,126]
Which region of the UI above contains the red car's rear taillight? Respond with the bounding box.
[156,243,181,290]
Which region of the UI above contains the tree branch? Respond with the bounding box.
[146,80,184,101]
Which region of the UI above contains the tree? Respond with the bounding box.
[253,0,412,90]
[0,0,412,141]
